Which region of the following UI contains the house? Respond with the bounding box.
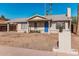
[0,16,9,31]
[2,8,72,33]
[0,16,16,32]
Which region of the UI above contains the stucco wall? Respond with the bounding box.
[49,21,70,33]
[17,23,28,33]
[49,22,58,33]
[16,21,70,33]
[59,30,71,51]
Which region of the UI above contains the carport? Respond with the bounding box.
[0,22,17,32]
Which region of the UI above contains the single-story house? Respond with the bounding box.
[0,16,10,31]
[0,8,72,33]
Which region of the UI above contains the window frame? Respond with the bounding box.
[21,22,27,30]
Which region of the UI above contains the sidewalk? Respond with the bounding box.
[0,45,78,56]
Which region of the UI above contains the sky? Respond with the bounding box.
[0,3,78,20]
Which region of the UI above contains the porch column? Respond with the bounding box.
[7,23,9,32]
[48,21,50,33]
[65,22,68,30]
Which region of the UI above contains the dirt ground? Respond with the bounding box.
[72,33,79,52]
[0,32,78,53]
[0,32,58,51]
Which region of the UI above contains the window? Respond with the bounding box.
[21,23,27,29]
[56,22,65,29]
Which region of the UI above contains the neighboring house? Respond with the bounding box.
[0,16,16,32]
[0,8,72,33]
[0,16,9,31]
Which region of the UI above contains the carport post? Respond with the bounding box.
[7,23,9,32]
[27,21,29,33]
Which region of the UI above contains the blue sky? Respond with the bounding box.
[0,3,77,19]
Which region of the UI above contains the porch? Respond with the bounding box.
[27,21,71,33]
[27,15,51,33]
[28,21,51,33]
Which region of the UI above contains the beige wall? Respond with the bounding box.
[17,23,28,32]
[49,21,70,33]
[16,21,70,33]
[59,30,71,51]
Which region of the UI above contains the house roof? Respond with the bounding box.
[28,15,50,21]
[45,14,71,21]
[8,14,71,23]
[7,18,28,23]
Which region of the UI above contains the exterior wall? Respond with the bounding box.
[49,21,70,33]
[49,22,59,33]
[50,22,60,33]
[16,21,70,33]
[17,22,28,33]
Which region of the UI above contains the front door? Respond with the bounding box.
[44,21,48,32]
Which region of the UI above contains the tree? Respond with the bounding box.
[0,15,6,19]
[0,15,9,21]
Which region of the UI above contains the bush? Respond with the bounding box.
[30,30,40,33]
[35,30,40,33]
